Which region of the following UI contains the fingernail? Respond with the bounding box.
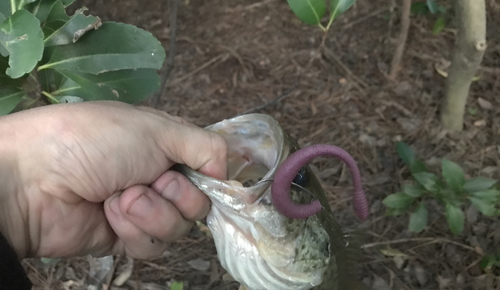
[161,178,181,201]
[128,194,153,218]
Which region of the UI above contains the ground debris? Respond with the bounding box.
[27,0,500,289]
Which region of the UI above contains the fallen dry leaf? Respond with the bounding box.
[187,258,211,271]
[112,257,134,287]
[478,97,494,110]
[474,119,487,127]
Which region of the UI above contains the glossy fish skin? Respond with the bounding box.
[175,114,364,290]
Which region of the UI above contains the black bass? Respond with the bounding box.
[175,114,368,290]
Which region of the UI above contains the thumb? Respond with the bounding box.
[153,117,228,180]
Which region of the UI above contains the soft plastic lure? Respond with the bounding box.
[272,144,369,220]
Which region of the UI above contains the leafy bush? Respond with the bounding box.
[0,0,166,115]
[286,0,356,32]
[410,0,448,34]
[383,142,499,234]
[481,253,500,273]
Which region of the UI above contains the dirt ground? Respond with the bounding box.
[25,0,500,289]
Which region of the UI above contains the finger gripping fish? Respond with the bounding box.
[175,114,368,290]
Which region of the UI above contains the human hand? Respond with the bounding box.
[0,101,227,260]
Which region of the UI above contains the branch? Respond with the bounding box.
[389,0,411,79]
[441,0,487,131]
[236,88,296,116]
[150,0,178,109]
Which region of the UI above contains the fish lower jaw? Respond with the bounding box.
[207,208,323,290]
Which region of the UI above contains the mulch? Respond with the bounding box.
[26,0,500,289]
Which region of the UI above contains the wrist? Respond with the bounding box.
[0,114,28,259]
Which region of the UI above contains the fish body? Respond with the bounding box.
[175,114,364,290]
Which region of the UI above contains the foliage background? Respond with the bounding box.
[21,0,500,289]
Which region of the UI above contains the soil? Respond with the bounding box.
[24,0,500,289]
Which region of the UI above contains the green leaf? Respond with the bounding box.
[44,9,101,46]
[432,17,446,35]
[396,142,414,166]
[330,0,356,20]
[480,255,500,271]
[0,1,36,17]
[445,203,464,234]
[426,0,438,14]
[411,2,429,15]
[480,255,498,271]
[61,0,75,6]
[39,22,165,74]
[413,172,440,193]
[469,197,497,216]
[170,281,184,290]
[403,184,425,197]
[464,177,498,193]
[26,0,60,24]
[396,143,428,174]
[0,9,44,78]
[409,202,427,233]
[410,160,427,175]
[441,159,465,193]
[43,0,68,24]
[50,68,160,103]
[287,0,326,25]
[382,192,414,209]
[471,189,500,202]
[437,5,447,14]
[0,3,10,18]
[0,87,26,115]
[386,207,406,216]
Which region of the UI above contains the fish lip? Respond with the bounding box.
[177,114,290,210]
[205,113,288,183]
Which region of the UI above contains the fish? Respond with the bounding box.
[174,113,368,290]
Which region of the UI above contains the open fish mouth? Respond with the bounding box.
[175,114,331,290]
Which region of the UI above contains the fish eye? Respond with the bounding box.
[292,167,309,186]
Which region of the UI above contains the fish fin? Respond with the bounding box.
[336,229,368,290]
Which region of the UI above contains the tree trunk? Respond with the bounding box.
[441,0,487,132]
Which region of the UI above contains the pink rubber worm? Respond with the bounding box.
[271,144,369,220]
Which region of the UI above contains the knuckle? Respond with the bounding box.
[208,131,228,158]
[163,214,182,236]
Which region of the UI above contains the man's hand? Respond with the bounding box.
[0,101,227,260]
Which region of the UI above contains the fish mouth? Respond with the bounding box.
[207,113,287,182]
[176,114,290,210]
[175,114,330,290]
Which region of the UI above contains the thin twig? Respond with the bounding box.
[168,53,228,87]
[344,7,387,29]
[389,0,411,79]
[150,0,178,109]
[387,0,396,38]
[236,87,296,116]
[241,0,273,10]
[321,44,369,94]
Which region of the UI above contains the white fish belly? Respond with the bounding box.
[207,206,319,290]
